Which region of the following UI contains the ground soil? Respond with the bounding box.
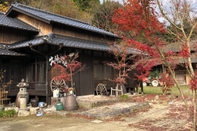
[0,94,193,131]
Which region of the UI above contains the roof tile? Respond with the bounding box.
[0,12,38,32]
[0,44,25,56]
[10,33,110,51]
[6,3,118,38]
[10,33,141,54]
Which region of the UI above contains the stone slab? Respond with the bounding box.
[76,102,150,120]
[18,109,30,117]
[29,107,39,115]
[76,95,119,109]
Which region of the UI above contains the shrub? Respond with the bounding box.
[0,109,16,118]
[120,94,130,100]
[0,111,3,117]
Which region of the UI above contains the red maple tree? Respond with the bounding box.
[112,0,165,81]
[159,71,174,94]
[50,52,83,87]
[107,44,131,85]
[112,0,197,129]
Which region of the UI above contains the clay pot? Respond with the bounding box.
[31,99,38,107]
[64,94,78,111]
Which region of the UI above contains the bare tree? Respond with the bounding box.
[156,0,197,130]
[112,0,197,130]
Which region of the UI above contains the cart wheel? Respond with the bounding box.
[152,80,159,87]
[50,79,66,92]
[96,83,107,95]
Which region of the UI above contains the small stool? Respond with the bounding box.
[111,84,123,96]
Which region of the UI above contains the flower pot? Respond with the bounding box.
[64,94,78,111]
[31,99,38,107]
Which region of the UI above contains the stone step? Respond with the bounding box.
[76,95,120,109]
[75,102,150,120]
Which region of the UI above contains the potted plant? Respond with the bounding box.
[49,52,84,110]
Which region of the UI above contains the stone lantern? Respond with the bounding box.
[15,78,29,109]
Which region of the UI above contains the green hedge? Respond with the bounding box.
[0,109,16,118]
[120,94,130,100]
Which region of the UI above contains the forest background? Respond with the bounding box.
[0,0,123,33]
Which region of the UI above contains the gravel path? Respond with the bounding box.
[0,94,192,131]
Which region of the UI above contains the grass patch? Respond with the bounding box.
[171,85,190,96]
[143,86,162,95]
[119,94,130,100]
[0,109,17,118]
[144,85,191,96]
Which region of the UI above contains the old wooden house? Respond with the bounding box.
[0,3,140,104]
[159,39,197,85]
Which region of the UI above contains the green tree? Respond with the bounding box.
[0,1,9,12]
[91,1,122,32]
[74,0,99,12]
[5,0,92,22]
[158,18,197,43]
[156,0,197,129]
[24,0,80,19]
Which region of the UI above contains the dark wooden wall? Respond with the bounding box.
[0,27,32,44]
[0,56,27,95]
[2,49,139,104]
[17,13,52,35]
[53,23,115,44]
[77,54,94,95]
[48,48,116,96]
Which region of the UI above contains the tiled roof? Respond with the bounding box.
[6,3,118,38]
[53,35,110,51]
[161,39,197,52]
[10,33,111,51]
[0,12,38,32]
[0,44,25,56]
[166,55,197,63]
[10,33,141,54]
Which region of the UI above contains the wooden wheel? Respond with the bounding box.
[50,79,67,92]
[96,83,107,95]
[152,79,159,87]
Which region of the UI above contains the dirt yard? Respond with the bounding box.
[0,94,193,131]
